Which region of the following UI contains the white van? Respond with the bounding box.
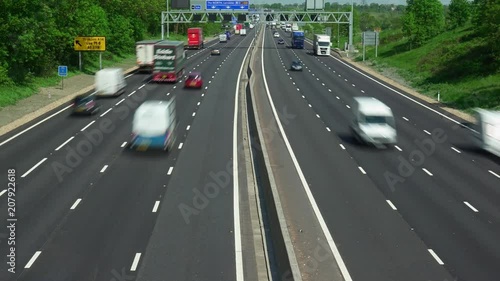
[473,109,500,157]
[95,68,126,97]
[350,97,397,147]
[129,99,178,151]
[219,34,227,43]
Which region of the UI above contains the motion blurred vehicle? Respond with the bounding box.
[350,97,397,148]
[94,68,126,97]
[473,109,500,157]
[72,94,99,115]
[129,99,177,151]
[273,32,280,38]
[211,48,221,55]
[290,60,303,71]
[184,72,203,88]
[278,38,284,44]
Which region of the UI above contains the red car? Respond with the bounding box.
[184,72,203,89]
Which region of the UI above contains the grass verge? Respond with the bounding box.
[354,26,500,113]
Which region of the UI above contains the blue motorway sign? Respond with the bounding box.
[58,65,68,77]
[191,4,201,10]
[206,1,249,10]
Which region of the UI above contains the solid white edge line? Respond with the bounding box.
[152,201,160,212]
[234,34,255,281]
[327,53,478,133]
[70,198,82,210]
[262,31,353,281]
[428,249,444,265]
[115,98,125,106]
[386,200,397,210]
[100,165,108,173]
[422,168,433,176]
[100,108,112,117]
[130,253,142,271]
[80,120,95,131]
[121,142,127,148]
[0,189,6,197]
[0,105,72,147]
[55,136,75,151]
[463,201,479,212]
[488,170,500,178]
[21,158,48,178]
[24,251,42,268]
[167,166,174,175]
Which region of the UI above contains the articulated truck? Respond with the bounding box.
[136,40,162,73]
[291,31,305,49]
[152,41,186,83]
[313,34,331,56]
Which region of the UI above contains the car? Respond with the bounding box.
[278,38,284,44]
[72,94,99,115]
[211,48,221,55]
[184,72,203,88]
[273,32,280,38]
[290,60,303,71]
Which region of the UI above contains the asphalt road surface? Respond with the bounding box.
[0,32,255,281]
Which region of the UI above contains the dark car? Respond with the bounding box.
[278,38,285,44]
[72,94,99,115]
[291,60,303,71]
[184,72,203,88]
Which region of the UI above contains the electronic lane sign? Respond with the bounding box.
[191,4,202,10]
[206,0,249,11]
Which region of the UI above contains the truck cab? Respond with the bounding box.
[350,97,397,148]
[313,34,331,56]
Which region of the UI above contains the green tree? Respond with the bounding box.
[472,0,500,63]
[448,0,471,28]
[402,0,445,47]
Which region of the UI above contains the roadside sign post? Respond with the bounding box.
[73,36,106,70]
[58,65,68,90]
[362,31,379,61]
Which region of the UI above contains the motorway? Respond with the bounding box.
[0,31,257,281]
[1,23,499,281]
[261,28,500,281]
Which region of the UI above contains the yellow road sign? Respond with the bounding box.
[74,37,106,51]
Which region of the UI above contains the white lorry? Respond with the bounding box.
[473,109,500,157]
[136,40,162,73]
[292,23,299,31]
[240,28,247,36]
[350,97,397,148]
[312,34,331,56]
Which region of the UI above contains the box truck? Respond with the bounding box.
[152,41,186,83]
[219,34,227,43]
[240,28,247,36]
[313,34,331,56]
[136,40,162,73]
[187,27,204,49]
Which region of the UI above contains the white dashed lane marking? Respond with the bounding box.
[55,137,75,151]
[21,158,48,178]
[24,251,42,268]
[167,167,174,175]
[70,198,82,210]
[386,200,397,210]
[464,201,479,212]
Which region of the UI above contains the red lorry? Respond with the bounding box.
[187,27,204,49]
